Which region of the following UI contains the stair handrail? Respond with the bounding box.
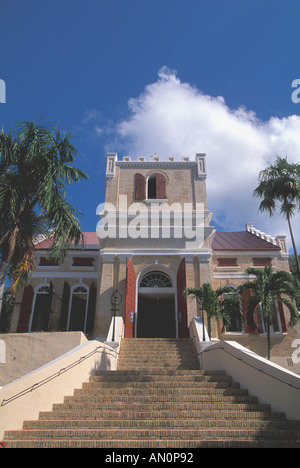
[1,344,118,407]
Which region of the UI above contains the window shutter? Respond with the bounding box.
[17,285,34,332]
[59,282,70,331]
[242,289,253,333]
[218,258,237,267]
[72,257,94,267]
[277,299,287,333]
[39,257,59,266]
[242,289,260,334]
[135,173,146,200]
[156,173,166,199]
[125,258,136,338]
[44,281,53,331]
[252,257,271,266]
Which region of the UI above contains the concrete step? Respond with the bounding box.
[92,370,229,382]
[38,408,288,421]
[120,338,196,344]
[94,369,226,376]
[23,418,300,430]
[6,428,300,441]
[64,394,259,406]
[117,338,200,370]
[6,439,300,448]
[77,384,245,395]
[117,356,199,362]
[116,363,200,370]
[52,400,273,412]
[86,378,239,388]
[4,338,300,448]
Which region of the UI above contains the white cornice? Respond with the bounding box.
[114,160,207,179]
[115,160,196,169]
[99,248,213,263]
[35,247,100,253]
[31,271,98,279]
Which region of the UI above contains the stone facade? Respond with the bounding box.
[10,234,100,338]
[8,153,299,368]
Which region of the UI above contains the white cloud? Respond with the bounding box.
[82,109,101,124]
[107,67,300,252]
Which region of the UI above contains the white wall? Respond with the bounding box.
[0,332,87,386]
[200,339,300,421]
[0,322,124,439]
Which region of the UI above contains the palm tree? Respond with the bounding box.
[0,118,88,291]
[239,266,300,360]
[183,283,233,339]
[220,288,244,332]
[253,155,300,280]
[289,254,300,278]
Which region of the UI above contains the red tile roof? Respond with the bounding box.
[212,231,280,251]
[34,230,280,252]
[34,232,100,250]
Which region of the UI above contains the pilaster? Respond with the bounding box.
[94,258,114,339]
[185,259,198,326]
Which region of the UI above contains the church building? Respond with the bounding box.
[9,153,295,362]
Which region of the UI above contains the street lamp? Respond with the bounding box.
[110,290,122,342]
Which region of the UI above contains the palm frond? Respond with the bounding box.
[0,118,88,290]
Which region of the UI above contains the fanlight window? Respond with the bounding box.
[37,285,50,294]
[140,271,172,288]
[73,285,88,294]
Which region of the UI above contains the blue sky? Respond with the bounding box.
[1,0,300,250]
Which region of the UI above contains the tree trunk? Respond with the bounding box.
[0,263,8,313]
[207,315,211,340]
[267,320,271,361]
[287,215,300,281]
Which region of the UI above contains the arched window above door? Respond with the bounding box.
[73,285,89,295]
[36,285,51,294]
[140,271,173,288]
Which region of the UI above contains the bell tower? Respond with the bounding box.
[94,154,215,340]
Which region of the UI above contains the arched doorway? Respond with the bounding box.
[136,270,177,338]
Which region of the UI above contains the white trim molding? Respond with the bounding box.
[99,249,213,264]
